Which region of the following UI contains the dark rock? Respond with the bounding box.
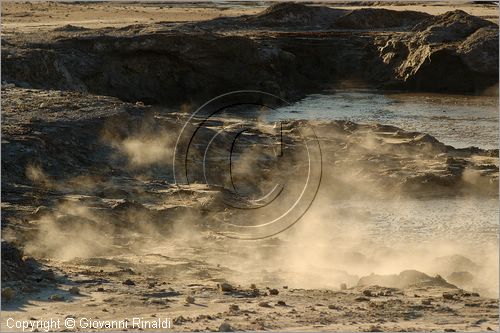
[173,316,188,325]
[218,322,233,332]
[269,288,279,295]
[122,279,135,286]
[442,292,457,300]
[218,282,233,292]
[69,286,80,295]
[1,287,15,302]
[53,25,90,32]
[1,240,35,282]
[465,302,480,307]
[258,301,272,308]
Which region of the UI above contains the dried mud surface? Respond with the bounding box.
[1,2,499,332]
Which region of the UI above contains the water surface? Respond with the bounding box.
[272,91,499,149]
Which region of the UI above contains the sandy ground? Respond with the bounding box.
[1,1,497,33]
[1,2,263,32]
[2,245,499,332]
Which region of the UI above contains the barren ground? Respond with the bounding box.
[1,1,499,332]
[2,1,498,33]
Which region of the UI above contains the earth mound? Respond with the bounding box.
[413,9,496,42]
[246,2,346,27]
[358,270,458,289]
[376,10,498,93]
[334,8,430,29]
[2,5,498,102]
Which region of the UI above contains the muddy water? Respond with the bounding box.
[225,91,499,244]
[331,197,499,245]
[263,91,499,293]
[272,91,499,149]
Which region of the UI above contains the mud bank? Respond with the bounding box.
[2,4,498,106]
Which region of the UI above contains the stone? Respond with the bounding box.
[69,286,80,295]
[258,301,272,308]
[49,293,64,301]
[269,288,279,295]
[218,282,233,292]
[443,292,456,300]
[218,322,233,332]
[2,287,15,302]
[363,290,373,297]
[122,279,135,286]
